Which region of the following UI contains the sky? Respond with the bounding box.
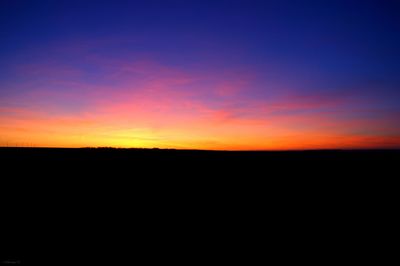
[0,0,399,150]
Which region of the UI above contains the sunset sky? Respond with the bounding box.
[0,0,399,150]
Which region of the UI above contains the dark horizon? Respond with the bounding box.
[1,146,400,152]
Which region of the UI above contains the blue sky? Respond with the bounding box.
[0,0,399,149]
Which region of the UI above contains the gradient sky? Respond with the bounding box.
[1,0,399,149]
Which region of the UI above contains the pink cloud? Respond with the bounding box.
[2,45,400,149]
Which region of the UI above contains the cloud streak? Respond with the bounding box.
[1,39,399,149]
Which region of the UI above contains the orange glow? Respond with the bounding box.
[1,102,399,150]
[1,59,399,150]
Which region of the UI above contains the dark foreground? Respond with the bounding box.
[1,146,399,172]
[1,147,398,264]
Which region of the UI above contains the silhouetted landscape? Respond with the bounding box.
[1,147,399,178]
[1,147,398,264]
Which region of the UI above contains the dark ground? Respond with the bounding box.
[1,146,399,175]
[1,147,398,264]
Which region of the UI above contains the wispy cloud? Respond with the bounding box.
[1,38,399,149]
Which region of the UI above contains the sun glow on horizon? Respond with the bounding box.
[1,1,399,150]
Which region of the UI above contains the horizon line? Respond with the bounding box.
[1,146,399,152]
